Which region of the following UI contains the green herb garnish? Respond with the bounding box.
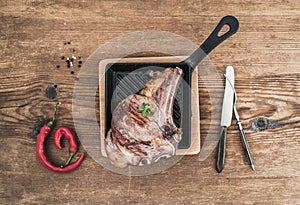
[136,103,154,117]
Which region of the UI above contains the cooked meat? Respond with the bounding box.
[105,67,183,168]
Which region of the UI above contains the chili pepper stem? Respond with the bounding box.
[64,152,75,166]
[47,102,61,128]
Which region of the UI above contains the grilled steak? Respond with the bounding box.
[105,67,183,168]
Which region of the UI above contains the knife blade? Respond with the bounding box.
[216,66,234,173]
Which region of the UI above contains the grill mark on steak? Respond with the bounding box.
[126,144,148,156]
[112,120,152,147]
[111,124,132,145]
[127,114,145,127]
[110,128,148,159]
[128,103,148,126]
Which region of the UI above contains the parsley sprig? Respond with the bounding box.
[136,103,154,117]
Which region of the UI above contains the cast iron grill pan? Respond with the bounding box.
[105,16,239,149]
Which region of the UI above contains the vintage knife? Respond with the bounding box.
[216,66,235,173]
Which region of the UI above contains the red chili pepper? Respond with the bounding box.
[54,127,84,166]
[36,103,85,172]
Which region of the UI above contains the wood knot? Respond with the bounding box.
[45,85,57,99]
[250,118,280,132]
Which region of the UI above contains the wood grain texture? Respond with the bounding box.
[0,0,299,204]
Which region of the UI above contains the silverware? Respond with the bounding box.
[216,66,235,173]
[224,72,255,171]
[216,65,255,173]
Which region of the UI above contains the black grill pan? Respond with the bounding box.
[105,16,239,149]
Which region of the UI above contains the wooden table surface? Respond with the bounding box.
[1,0,299,204]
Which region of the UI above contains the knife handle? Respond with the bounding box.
[216,126,227,173]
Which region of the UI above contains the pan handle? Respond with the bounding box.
[183,16,239,70]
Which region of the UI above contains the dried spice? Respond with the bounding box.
[55,41,83,73]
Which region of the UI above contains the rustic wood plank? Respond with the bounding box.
[0,0,300,204]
